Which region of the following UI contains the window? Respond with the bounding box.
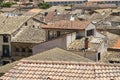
[15,48,19,52]
[87,29,94,36]
[2,45,10,57]
[25,22,28,26]
[3,35,8,43]
[48,30,54,39]
[98,53,101,61]
[22,48,25,52]
[28,49,32,53]
[57,31,61,37]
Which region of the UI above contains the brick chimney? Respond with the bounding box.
[85,38,89,49]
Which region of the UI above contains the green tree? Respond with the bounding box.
[0,2,16,7]
[38,3,51,9]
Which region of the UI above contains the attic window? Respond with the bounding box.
[33,25,35,28]
[87,29,94,36]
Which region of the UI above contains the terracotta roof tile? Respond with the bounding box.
[41,20,90,30]
[44,12,71,23]
[44,11,56,22]
[0,60,120,80]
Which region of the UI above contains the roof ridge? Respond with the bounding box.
[20,59,120,66]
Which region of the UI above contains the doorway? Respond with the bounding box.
[98,52,101,61]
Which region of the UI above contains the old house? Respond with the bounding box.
[31,10,108,62]
[33,18,97,53]
[0,9,46,65]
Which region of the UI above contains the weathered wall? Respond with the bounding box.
[33,32,77,54]
[0,35,11,57]
[11,43,33,57]
[96,40,107,61]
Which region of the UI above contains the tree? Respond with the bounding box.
[0,2,16,7]
[38,3,51,9]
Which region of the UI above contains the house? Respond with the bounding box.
[33,19,97,53]
[32,10,108,62]
[0,9,46,65]
[0,48,93,76]
[0,59,120,79]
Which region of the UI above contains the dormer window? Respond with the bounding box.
[87,29,94,36]
[3,35,8,43]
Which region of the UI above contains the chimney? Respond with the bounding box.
[54,9,60,15]
[85,38,89,49]
[44,12,48,16]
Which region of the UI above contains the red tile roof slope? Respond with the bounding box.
[41,20,90,30]
[44,12,71,23]
[44,11,56,22]
[0,60,120,80]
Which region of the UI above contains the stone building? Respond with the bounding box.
[0,9,46,65]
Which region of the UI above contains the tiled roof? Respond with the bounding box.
[0,14,30,34]
[41,6,70,14]
[106,16,120,22]
[44,11,72,23]
[52,14,71,22]
[103,51,120,62]
[23,9,41,16]
[113,38,120,49]
[106,32,120,48]
[0,48,93,74]
[78,12,109,22]
[68,36,103,51]
[41,20,90,30]
[44,11,56,22]
[0,8,16,12]
[0,60,120,80]
[11,26,46,43]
